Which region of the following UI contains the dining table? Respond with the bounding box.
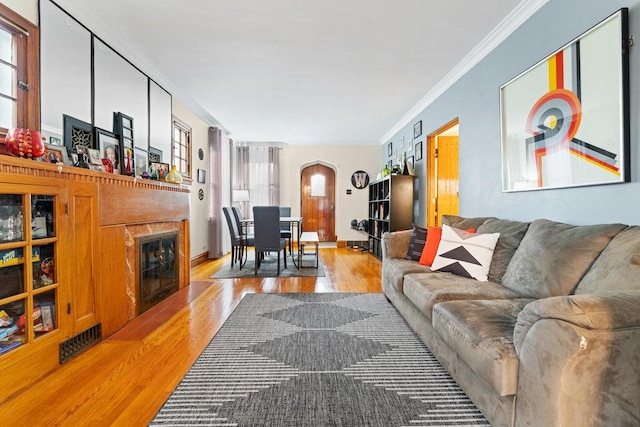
[239,216,303,269]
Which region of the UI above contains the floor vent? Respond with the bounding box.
[59,323,102,364]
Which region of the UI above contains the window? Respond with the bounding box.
[172,118,191,177]
[0,4,39,136]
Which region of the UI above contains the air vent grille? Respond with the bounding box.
[59,323,102,364]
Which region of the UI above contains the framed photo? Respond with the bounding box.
[400,136,404,149]
[49,136,62,146]
[114,112,135,176]
[500,9,630,192]
[63,114,94,153]
[39,144,69,165]
[148,146,162,163]
[96,127,120,174]
[73,145,91,168]
[87,148,102,165]
[150,162,170,181]
[134,148,149,177]
[415,141,423,161]
[413,120,422,139]
[197,168,206,183]
[406,155,415,175]
[407,139,413,151]
[387,160,392,169]
[387,142,393,157]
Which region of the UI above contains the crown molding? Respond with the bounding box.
[379,0,549,144]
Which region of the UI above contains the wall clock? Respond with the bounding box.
[351,170,369,189]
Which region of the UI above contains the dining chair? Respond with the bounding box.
[222,206,253,268]
[253,206,287,275]
[279,206,292,255]
[231,206,254,241]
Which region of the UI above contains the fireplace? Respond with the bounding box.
[135,231,179,314]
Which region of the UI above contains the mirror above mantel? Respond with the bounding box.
[39,0,172,162]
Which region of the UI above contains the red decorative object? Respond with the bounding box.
[4,128,46,159]
[101,158,114,173]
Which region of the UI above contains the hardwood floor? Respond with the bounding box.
[0,247,382,426]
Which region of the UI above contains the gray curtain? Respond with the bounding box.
[208,127,223,258]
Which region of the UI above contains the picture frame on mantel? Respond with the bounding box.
[500,8,630,192]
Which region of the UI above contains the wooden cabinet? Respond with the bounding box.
[0,156,190,401]
[367,175,414,259]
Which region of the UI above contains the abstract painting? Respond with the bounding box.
[500,9,629,192]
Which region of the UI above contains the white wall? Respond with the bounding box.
[172,98,231,258]
[3,0,38,24]
[280,144,380,241]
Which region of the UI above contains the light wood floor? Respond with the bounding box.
[0,247,382,426]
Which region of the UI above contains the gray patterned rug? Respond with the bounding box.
[150,293,489,426]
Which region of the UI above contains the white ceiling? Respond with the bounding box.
[52,0,540,145]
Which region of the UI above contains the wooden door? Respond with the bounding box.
[301,164,335,241]
[427,123,459,226]
[70,181,99,333]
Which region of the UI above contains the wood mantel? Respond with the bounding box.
[0,155,191,337]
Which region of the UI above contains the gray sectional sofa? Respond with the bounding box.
[381,215,640,427]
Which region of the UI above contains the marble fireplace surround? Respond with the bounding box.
[124,222,185,321]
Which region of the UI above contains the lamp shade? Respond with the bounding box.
[233,189,250,202]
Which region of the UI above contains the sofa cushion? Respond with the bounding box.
[431,225,500,281]
[382,258,434,293]
[500,219,627,299]
[442,215,495,230]
[403,272,524,320]
[575,225,640,294]
[432,298,534,396]
[405,224,428,261]
[477,218,530,283]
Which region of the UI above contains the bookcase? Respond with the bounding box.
[367,175,414,259]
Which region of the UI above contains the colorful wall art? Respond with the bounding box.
[500,9,630,192]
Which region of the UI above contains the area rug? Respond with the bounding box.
[211,252,325,278]
[150,293,489,426]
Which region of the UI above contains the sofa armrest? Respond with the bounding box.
[514,291,640,355]
[381,230,412,260]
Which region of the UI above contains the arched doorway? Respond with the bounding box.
[300,163,336,242]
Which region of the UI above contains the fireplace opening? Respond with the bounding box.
[136,231,179,315]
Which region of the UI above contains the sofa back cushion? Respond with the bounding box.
[501,219,626,298]
[477,218,530,283]
[442,215,494,230]
[575,225,639,294]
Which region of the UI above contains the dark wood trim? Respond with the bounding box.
[190,251,210,268]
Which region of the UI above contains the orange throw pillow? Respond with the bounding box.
[418,226,476,266]
[419,227,442,266]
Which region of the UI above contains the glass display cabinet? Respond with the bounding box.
[0,193,59,356]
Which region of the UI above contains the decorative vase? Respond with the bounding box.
[4,128,46,159]
[165,165,183,184]
[382,165,391,177]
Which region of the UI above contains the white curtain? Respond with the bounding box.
[233,145,280,217]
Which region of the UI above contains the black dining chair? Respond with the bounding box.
[222,206,253,268]
[279,206,292,255]
[253,206,287,275]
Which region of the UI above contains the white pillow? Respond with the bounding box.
[430,225,500,282]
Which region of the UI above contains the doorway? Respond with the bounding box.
[300,163,336,242]
[427,120,459,226]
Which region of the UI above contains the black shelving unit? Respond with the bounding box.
[367,175,414,259]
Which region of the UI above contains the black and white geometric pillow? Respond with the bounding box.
[430,225,500,282]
